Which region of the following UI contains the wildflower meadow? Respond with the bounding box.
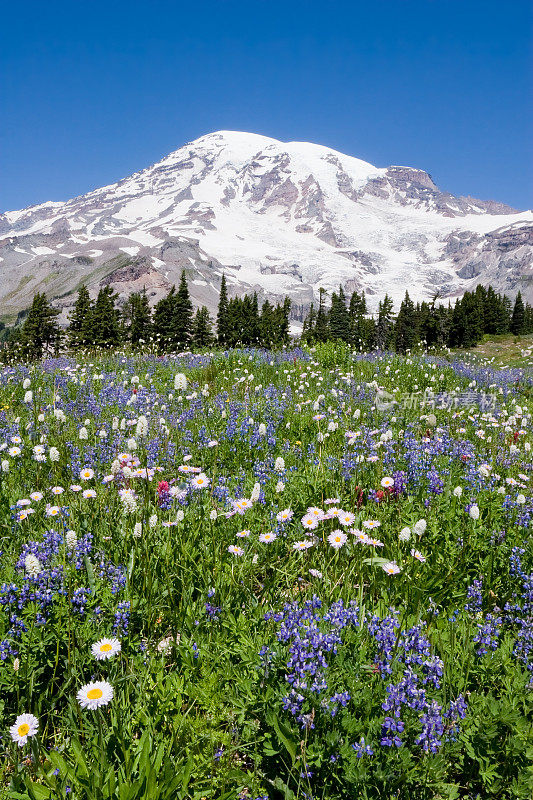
[0,343,531,799]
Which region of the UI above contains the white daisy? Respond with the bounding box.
[328,530,348,549]
[77,680,114,710]
[259,532,277,543]
[91,638,121,661]
[45,505,61,517]
[382,561,401,575]
[228,544,244,556]
[80,467,94,481]
[362,520,381,529]
[10,713,38,747]
[293,540,314,551]
[301,514,319,530]
[338,511,356,527]
[190,473,210,489]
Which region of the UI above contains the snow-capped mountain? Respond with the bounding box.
[1,130,531,323]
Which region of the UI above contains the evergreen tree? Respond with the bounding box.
[260,299,275,347]
[226,297,244,347]
[483,286,500,335]
[122,290,152,347]
[248,292,262,344]
[376,294,394,349]
[217,274,230,345]
[68,285,92,349]
[191,306,214,348]
[153,286,177,352]
[173,271,193,348]
[279,296,291,345]
[524,303,533,334]
[510,291,526,335]
[19,293,62,359]
[349,290,368,349]
[90,287,120,348]
[329,285,351,342]
[449,291,483,348]
[394,292,419,353]
[314,288,329,342]
[302,303,317,344]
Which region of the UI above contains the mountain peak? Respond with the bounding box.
[0,131,531,324]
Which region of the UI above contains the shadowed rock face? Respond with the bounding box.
[0,130,531,323]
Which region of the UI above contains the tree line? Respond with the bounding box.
[302,284,533,352]
[1,272,531,361]
[1,271,291,359]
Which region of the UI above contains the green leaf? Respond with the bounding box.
[84,554,96,593]
[272,714,298,763]
[27,783,53,800]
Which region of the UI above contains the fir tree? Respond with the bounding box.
[314,288,329,342]
[217,274,230,345]
[90,287,120,348]
[510,291,526,335]
[302,303,317,344]
[483,286,500,334]
[376,294,394,349]
[68,285,92,349]
[173,271,193,348]
[122,290,152,347]
[19,293,62,359]
[394,291,419,353]
[279,296,291,345]
[329,285,351,342]
[153,286,177,352]
[191,306,214,348]
[349,290,368,349]
[524,303,533,334]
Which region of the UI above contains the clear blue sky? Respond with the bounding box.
[1,0,531,211]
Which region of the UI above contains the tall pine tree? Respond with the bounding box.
[68,285,92,349]
[510,291,526,335]
[216,274,230,345]
[173,271,193,348]
[192,306,214,348]
[20,293,62,360]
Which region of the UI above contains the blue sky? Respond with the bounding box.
[1,0,531,211]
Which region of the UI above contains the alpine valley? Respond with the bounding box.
[1,130,531,324]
